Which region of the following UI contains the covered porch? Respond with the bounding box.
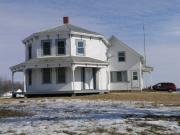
[10,56,109,97]
[142,65,154,89]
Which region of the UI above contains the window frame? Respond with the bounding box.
[110,71,128,82]
[56,67,66,84]
[132,71,138,80]
[56,39,66,55]
[118,51,126,62]
[41,40,52,56]
[42,68,52,84]
[76,39,86,56]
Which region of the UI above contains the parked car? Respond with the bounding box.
[150,82,176,92]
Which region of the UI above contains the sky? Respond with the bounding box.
[0,0,180,87]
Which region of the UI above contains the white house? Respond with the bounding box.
[10,17,153,96]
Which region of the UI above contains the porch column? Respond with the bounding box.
[106,67,108,90]
[71,65,75,90]
[11,71,15,96]
[149,72,153,89]
[106,66,110,90]
[98,69,102,90]
[23,69,27,93]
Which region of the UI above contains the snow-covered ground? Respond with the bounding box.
[0,99,180,135]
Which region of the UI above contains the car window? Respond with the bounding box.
[157,83,161,87]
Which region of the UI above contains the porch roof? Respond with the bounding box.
[10,56,108,72]
[142,65,154,72]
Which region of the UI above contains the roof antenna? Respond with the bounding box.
[143,23,146,65]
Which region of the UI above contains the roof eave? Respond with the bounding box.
[70,31,110,47]
[109,35,143,58]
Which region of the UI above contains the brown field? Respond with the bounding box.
[64,92,180,105]
[0,92,180,105]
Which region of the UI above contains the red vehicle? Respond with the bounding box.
[151,82,176,92]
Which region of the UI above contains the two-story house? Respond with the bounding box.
[10,17,153,96]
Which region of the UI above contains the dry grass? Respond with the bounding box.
[63,92,180,105]
[0,109,34,118]
[0,92,180,105]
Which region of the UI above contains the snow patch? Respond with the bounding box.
[0,99,179,134]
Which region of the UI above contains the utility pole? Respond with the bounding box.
[143,24,146,65]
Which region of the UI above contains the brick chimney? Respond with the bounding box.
[63,16,69,24]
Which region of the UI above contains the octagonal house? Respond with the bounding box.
[10,17,153,97]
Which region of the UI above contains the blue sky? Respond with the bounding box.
[0,0,180,87]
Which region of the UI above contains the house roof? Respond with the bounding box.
[109,35,144,57]
[108,35,145,63]
[23,23,111,46]
[34,24,102,36]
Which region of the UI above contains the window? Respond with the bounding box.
[41,40,51,55]
[76,40,85,55]
[42,68,51,84]
[111,71,127,82]
[56,67,66,83]
[28,45,32,59]
[28,69,32,85]
[133,72,138,80]
[118,51,125,62]
[56,39,66,55]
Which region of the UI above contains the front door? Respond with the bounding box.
[85,68,94,90]
[131,71,140,88]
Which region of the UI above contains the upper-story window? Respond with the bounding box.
[76,40,85,56]
[41,40,51,56]
[28,45,32,59]
[118,51,126,62]
[56,39,66,55]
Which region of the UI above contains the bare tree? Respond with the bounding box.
[0,76,23,96]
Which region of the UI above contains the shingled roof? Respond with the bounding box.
[35,24,101,35]
[10,56,108,71]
